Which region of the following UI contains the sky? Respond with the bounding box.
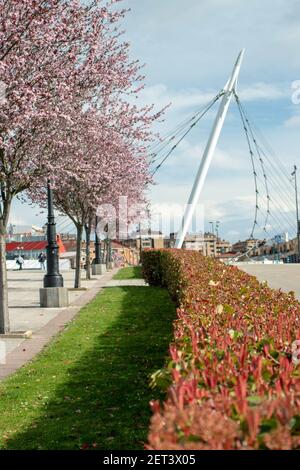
[11,0,300,242]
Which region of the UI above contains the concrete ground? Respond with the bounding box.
[237,263,300,299]
[0,267,118,378]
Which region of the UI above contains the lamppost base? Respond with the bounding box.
[92,263,106,275]
[40,287,69,308]
[43,274,64,288]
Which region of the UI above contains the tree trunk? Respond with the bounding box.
[0,194,11,334]
[85,222,91,280]
[0,225,9,333]
[106,238,110,268]
[102,239,106,265]
[75,224,83,289]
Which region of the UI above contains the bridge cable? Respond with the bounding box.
[151,91,225,176]
[234,93,271,234]
[147,92,225,160]
[234,94,260,239]
[235,94,296,239]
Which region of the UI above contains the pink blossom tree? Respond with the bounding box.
[31,106,155,288]
[0,0,162,332]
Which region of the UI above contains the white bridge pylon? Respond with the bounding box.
[175,49,245,249]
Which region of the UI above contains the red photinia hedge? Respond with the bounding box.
[141,249,300,450]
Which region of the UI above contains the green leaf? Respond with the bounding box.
[270,349,279,360]
[260,418,278,434]
[224,304,235,315]
[290,415,300,435]
[247,395,262,406]
[215,349,225,361]
[149,369,171,391]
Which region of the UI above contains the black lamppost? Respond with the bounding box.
[94,215,102,264]
[43,180,63,288]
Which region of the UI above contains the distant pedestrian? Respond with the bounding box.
[16,255,24,270]
[38,252,46,270]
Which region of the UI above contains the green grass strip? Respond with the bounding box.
[0,286,175,450]
[113,266,143,280]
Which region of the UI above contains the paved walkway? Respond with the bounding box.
[0,267,118,380]
[237,263,300,299]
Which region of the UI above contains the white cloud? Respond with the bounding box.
[239,83,287,101]
[141,82,287,114]
[139,84,215,112]
[284,114,300,127]
[151,136,249,174]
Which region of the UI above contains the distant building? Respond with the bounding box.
[214,237,232,257]
[5,235,66,260]
[165,232,231,257]
[123,230,164,251]
[63,238,140,269]
[184,233,206,252]
[7,224,45,240]
[6,240,48,260]
[6,225,65,260]
[232,238,259,254]
[200,232,231,257]
[251,236,299,263]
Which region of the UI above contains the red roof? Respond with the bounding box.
[6,241,48,252]
[6,236,66,254]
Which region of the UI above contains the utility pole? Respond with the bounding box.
[210,221,215,257]
[216,221,220,241]
[175,49,244,249]
[292,165,300,262]
[216,220,220,256]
